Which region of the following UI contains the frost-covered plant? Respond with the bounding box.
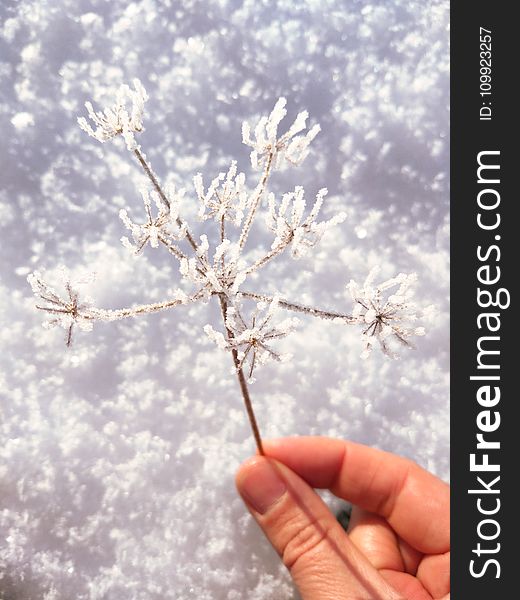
[29,80,430,454]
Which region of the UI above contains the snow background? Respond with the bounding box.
[0,1,449,598]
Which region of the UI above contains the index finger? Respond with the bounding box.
[263,436,449,554]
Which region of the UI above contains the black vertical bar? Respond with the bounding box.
[452,3,515,597]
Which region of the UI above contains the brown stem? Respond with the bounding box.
[217,294,264,455]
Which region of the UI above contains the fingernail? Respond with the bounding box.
[239,459,287,515]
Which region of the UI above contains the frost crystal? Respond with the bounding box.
[120,187,185,254]
[77,79,148,150]
[28,269,96,346]
[31,84,432,453]
[267,186,347,258]
[242,97,321,170]
[179,236,245,295]
[205,297,299,381]
[195,161,248,226]
[348,267,427,359]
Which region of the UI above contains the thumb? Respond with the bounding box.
[236,456,401,600]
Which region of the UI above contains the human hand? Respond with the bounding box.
[235,437,449,600]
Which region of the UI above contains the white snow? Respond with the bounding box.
[11,111,34,129]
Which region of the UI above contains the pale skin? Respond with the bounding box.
[235,437,450,600]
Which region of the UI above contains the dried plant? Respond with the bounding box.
[29,80,431,455]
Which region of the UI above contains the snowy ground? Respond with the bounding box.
[0,1,449,598]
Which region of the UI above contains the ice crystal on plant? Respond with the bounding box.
[205,296,299,381]
[28,269,96,346]
[119,187,185,254]
[348,267,427,359]
[175,234,247,297]
[30,81,431,452]
[242,97,321,170]
[194,161,248,226]
[77,79,148,150]
[266,186,347,259]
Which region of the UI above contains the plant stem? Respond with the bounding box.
[217,294,264,455]
[158,234,188,262]
[240,291,356,322]
[220,215,225,272]
[242,236,291,276]
[87,288,207,321]
[237,152,274,252]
